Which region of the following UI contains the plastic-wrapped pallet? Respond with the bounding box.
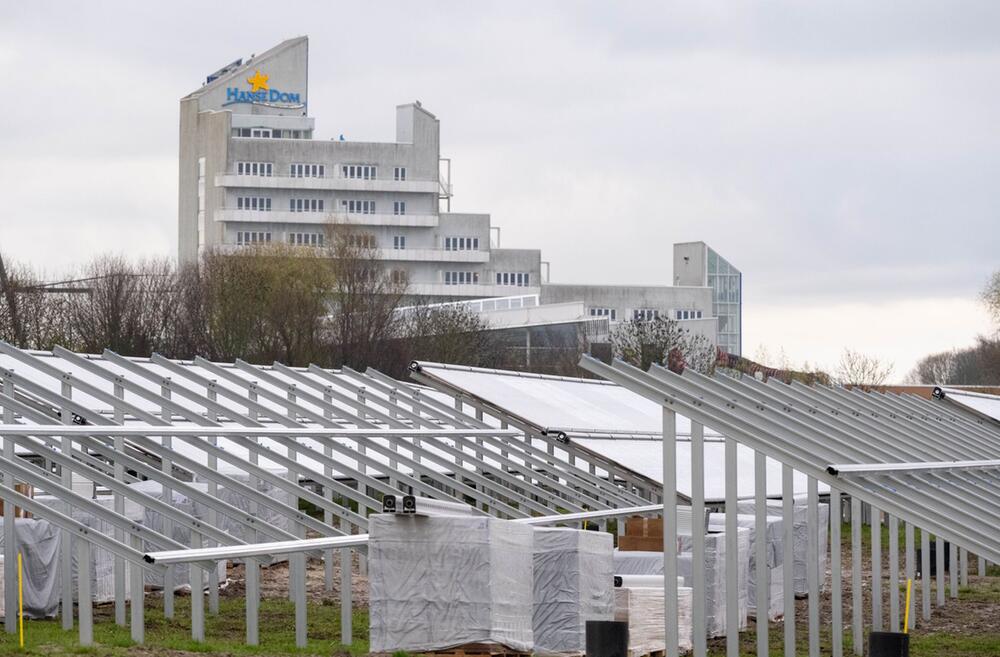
[614,529,750,640]
[614,586,693,655]
[0,518,61,619]
[736,499,829,596]
[369,513,534,653]
[613,550,666,576]
[706,513,784,621]
[676,527,750,637]
[533,528,613,655]
[35,494,225,596]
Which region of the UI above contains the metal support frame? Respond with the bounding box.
[578,355,1000,657]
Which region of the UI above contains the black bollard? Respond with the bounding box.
[585,620,629,657]
[869,631,909,657]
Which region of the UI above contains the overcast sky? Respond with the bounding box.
[2,2,998,378]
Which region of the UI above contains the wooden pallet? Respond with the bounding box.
[627,650,665,657]
[417,643,530,657]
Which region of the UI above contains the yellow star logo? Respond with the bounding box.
[246,70,269,93]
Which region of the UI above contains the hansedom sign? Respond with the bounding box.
[225,69,301,105]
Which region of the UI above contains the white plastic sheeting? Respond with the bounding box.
[613,527,751,638]
[736,499,829,596]
[35,494,226,595]
[574,438,824,502]
[413,362,827,501]
[532,528,614,656]
[614,586,693,655]
[0,518,61,619]
[940,387,1000,423]
[368,514,534,653]
[707,513,784,621]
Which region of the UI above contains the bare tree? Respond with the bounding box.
[65,255,179,356]
[907,350,956,384]
[324,225,409,370]
[835,348,895,389]
[0,258,75,350]
[982,270,1000,327]
[611,316,716,374]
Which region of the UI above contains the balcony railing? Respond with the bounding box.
[214,208,439,227]
[215,173,439,194]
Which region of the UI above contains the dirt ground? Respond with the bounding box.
[222,552,371,608]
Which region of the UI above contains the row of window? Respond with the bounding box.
[236,196,272,211]
[234,161,409,181]
[237,231,327,247]
[233,197,410,215]
[589,307,705,322]
[232,232,494,253]
[496,272,531,287]
[236,231,272,245]
[342,199,376,215]
[444,271,480,285]
[288,232,324,246]
[290,198,324,213]
[589,307,617,321]
[290,163,325,178]
[444,237,480,251]
[237,161,273,176]
[232,128,310,139]
[342,164,377,180]
[675,309,703,320]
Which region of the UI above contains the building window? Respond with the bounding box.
[236,161,273,176]
[346,234,377,249]
[496,272,531,287]
[341,164,377,180]
[444,236,480,251]
[236,197,272,211]
[589,307,617,321]
[393,201,406,215]
[444,271,480,286]
[393,235,406,250]
[633,309,659,321]
[341,199,376,214]
[675,309,703,320]
[290,163,325,178]
[390,269,408,284]
[236,231,272,245]
[289,198,325,213]
[394,167,407,181]
[249,128,272,138]
[288,232,324,247]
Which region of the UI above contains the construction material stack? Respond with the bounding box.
[368,513,534,654]
[532,528,614,655]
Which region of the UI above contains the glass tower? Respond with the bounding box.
[707,247,742,356]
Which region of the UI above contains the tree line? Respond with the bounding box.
[907,272,1000,385]
[0,228,504,379]
[0,225,745,379]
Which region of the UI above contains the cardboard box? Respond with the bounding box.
[0,483,33,518]
[617,535,663,552]
[620,517,663,550]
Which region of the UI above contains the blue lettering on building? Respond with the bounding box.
[225,87,301,105]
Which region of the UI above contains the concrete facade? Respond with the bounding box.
[178,37,541,300]
[539,283,718,345]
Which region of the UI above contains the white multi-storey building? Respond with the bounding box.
[178,37,541,300]
[178,37,742,354]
